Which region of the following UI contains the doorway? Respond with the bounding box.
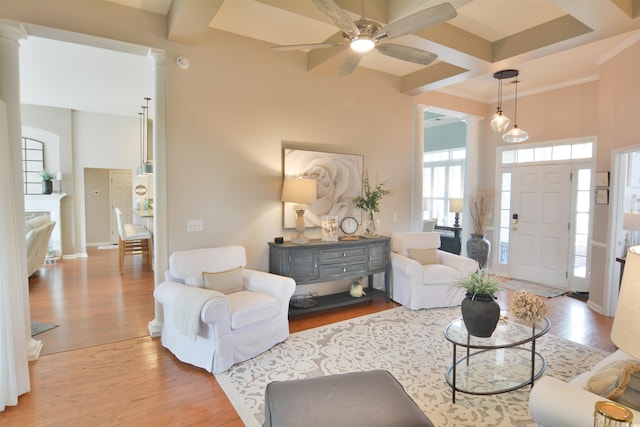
[495,139,595,291]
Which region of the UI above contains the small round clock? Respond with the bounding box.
[340,216,359,235]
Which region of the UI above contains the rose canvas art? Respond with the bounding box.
[283,148,363,228]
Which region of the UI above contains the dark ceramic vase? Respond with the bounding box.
[466,234,491,269]
[42,180,53,195]
[460,293,501,338]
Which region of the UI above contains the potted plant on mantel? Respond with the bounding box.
[352,172,390,238]
[40,170,54,195]
[457,268,502,337]
[467,187,495,269]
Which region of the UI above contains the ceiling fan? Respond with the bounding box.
[272,0,457,76]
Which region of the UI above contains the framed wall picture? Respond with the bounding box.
[595,171,610,188]
[595,189,609,205]
[283,148,364,228]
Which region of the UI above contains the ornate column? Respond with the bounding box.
[147,49,167,337]
[412,105,426,231]
[463,116,483,258]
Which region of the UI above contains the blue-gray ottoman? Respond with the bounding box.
[263,370,434,427]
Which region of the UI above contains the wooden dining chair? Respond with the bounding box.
[114,207,152,274]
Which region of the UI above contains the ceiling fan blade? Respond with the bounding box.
[272,42,344,51]
[376,44,437,65]
[338,52,363,76]
[312,0,360,36]
[375,2,456,41]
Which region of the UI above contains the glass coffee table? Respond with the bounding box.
[444,315,550,403]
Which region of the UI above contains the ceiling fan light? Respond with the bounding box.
[502,125,529,143]
[351,37,375,52]
[490,108,510,133]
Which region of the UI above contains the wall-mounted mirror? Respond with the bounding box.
[135,184,147,196]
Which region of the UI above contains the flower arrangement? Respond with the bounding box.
[508,290,547,322]
[39,170,54,181]
[469,187,495,235]
[352,172,390,214]
[456,268,502,300]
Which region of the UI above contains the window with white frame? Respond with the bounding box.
[22,137,45,195]
[423,148,465,226]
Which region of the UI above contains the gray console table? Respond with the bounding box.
[268,236,391,314]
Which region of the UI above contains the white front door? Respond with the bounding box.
[109,170,133,244]
[509,164,572,287]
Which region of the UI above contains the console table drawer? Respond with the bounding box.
[319,261,368,279]
[319,247,367,263]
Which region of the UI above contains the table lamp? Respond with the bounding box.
[281,177,317,244]
[606,246,640,425]
[611,245,640,358]
[449,199,463,228]
[623,212,640,254]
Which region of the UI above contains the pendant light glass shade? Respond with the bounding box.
[503,125,529,143]
[490,108,510,133]
[490,70,516,134]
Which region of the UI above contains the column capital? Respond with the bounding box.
[0,19,27,43]
[147,48,166,66]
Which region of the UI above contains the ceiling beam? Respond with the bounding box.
[167,0,224,45]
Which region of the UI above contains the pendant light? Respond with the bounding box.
[490,70,517,133]
[502,72,529,143]
[136,97,153,176]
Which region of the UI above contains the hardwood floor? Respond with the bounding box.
[2,248,616,426]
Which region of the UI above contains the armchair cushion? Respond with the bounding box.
[203,267,243,294]
[228,291,280,330]
[587,360,640,410]
[408,248,440,265]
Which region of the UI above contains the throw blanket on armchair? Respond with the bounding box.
[173,286,217,339]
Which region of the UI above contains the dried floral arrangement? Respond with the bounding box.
[469,187,496,235]
[508,290,547,322]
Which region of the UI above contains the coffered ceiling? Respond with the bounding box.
[104,0,640,102]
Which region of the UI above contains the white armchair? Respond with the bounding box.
[25,216,56,277]
[529,349,640,426]
[390,232,478,310]
[154,246,295,374]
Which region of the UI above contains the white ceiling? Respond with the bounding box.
[18,0,640,117]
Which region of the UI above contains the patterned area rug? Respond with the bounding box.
[501,280,567,298]
[31,321,58,336]
[215,307,609,427]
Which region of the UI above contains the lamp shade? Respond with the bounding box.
[449,199,463,213]
[281,177,317,204]
[611,246,640,358]
[623,212,640,231]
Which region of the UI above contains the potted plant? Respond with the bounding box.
[352,172,390,237]
[457,268,502,337]
[466,187,495,268]
[40,170,54,194]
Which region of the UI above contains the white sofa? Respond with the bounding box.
[529,349,640,426]
[25,216,56,277]
[390,232,478,310]
[153,246,295,374]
